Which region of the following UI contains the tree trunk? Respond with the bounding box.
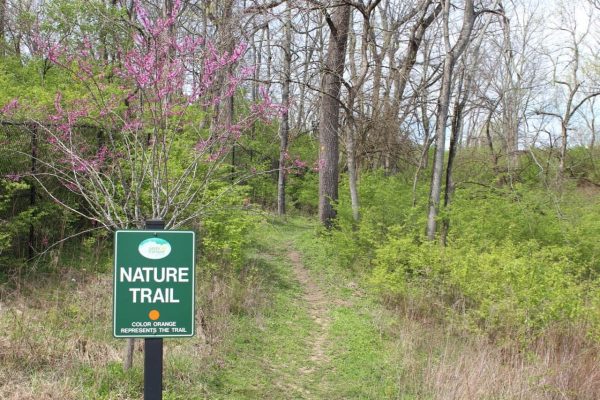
[426,0,475,240]
[559,122,568,179]
[441,69,467,245]
[318,3,351,228]
[0,0,6,57]
[591,110,596,150]
[427,55,454,240]
[346,126,360,221]
[277,2,292,216]
[412,135,433,207]
[385,1,440,170]
[125,339,135,370]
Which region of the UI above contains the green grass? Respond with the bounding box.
[206,218,316,398]
[6,215,587,399]
[288,216,427,399]
[0,216,439,399]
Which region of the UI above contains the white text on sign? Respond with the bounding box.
[119,266,189,303]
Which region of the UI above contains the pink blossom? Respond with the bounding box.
[5,173,21,181]
[134,0,152,32]
[52,92,64,119]
[95,146,109,165]
[34,0,278,185]
[240,65,256,79]
[313,159,326,172]
[293,159,308,169]
[82,37,91,50]
[0,99,19,116]
[47,43,65,63]
[134,33,145,47]
[123,120,143,132]
[208,146,228,162]
[77,59,93,77]
[230,43,248,63]
[195,139,210,152]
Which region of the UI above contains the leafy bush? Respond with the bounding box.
[446,183,565,247]
[331,171,427,269]
[198,185,260,270]
[370,235,589,340]
[566,146,600,183]
[287,171,319,213]
[329,167,600,343]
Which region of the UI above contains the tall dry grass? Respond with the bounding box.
[374,280,600,400]
[0,258,269,398]
[426,331,600,399]
[380,299,600,400]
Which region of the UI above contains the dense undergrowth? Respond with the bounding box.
[2,163,600,398]
[329,151,600,347]
[0,188,267,399]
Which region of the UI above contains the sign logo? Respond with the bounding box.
[138,238,171,260]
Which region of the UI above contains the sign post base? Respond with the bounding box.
[144,337,163,400]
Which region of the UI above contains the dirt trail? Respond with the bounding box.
[288,249,330,374]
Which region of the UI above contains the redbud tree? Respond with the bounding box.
[15,0,278,230]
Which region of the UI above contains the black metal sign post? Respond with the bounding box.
[144,219,164,400]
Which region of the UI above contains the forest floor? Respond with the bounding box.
[0,216,588,399]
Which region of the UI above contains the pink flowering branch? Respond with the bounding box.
[20,0,279,230]
[1,99,19,117]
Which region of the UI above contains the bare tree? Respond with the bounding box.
[342,0,382,222]
[426,0,477,241]
[0,0,5,56]
[536,5,600,180]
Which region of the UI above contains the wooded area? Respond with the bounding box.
[1,0,600,398]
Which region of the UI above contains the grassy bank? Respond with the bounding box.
[1,215,599,399]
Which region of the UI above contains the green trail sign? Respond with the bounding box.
[113,230,195,338]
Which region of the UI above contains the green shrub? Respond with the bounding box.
[198,185,260,270]
[332,171,428,269]
[370,237,588,340]
[445,241,585,339]
[327,168,600,343]
[287,172,319,213]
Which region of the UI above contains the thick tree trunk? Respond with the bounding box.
[318,3,351,228]
[277,2,292,216]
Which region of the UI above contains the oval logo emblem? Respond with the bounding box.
[138,238,171,260]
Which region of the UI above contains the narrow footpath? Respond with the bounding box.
[209,217,404,399]
[289,248,330,374]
